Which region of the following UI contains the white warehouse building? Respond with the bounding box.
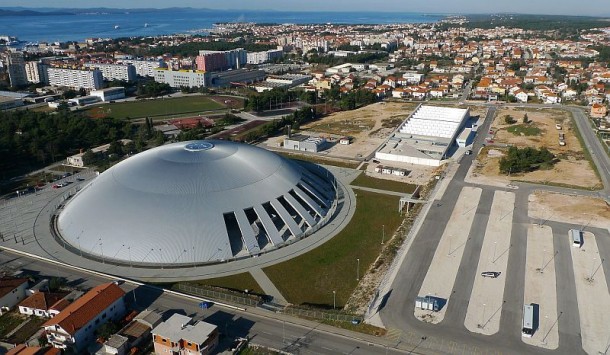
[375,105,470,166]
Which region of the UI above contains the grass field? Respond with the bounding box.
[506,124,542,136]
[351,173,417,194]
[184,273,264,295]
[87,96,225,120]
[264,190,403,307]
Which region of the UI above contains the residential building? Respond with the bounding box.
[25,61,48,84]
[154,69,208,88]
[591,103,608,118]
[18,291,70,318]
[0,277,29,313]
[152,313,218,355]
[6,345,60,355]
[47,67,104,90]
[6,52,27,87]
[90,87,126,102]
[246,49,283,64]
[118,59,165,77]
[84,63,137,82]
[43,283,126,351]
[197,48,247,71]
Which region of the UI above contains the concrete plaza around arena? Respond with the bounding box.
[0,165,359,284]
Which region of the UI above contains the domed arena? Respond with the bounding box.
[56,140,338,267]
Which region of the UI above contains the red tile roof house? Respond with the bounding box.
[18,291,70,318]
[0,277,29,314]
[42,283,126,352]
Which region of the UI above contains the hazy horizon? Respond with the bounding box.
[0,0,608,17]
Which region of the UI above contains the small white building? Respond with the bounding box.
[0,278,29,314]
[68,95,101,106]
[284,134,327,152]
[90,87,125,102]
[18,291,70,318]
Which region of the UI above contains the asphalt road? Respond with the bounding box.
[0,249,410,355]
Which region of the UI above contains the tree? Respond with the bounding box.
[523,113,529,124]
[82,149,98,166]
[49,277,66,292]
[107,141,123,157]
[504,115,516,124]
[62,89,77,100]
[499,146,555,174]
[96,321,120,341]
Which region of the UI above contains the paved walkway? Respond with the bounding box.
[249,267,288,305]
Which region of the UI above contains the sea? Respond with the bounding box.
[0,9,443,44]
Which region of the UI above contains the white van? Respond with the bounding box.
[570,229,582,248]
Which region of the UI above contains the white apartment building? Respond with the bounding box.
[84,63,137,82]
[246,49,283,64]
[117,59,165,77]
[154,69,208,88]
[47,67,104,90]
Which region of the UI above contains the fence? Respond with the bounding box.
[281,306,363,323]
[175,283,263,307]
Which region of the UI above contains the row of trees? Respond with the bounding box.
[0,109,133,180]
[244,89,300,112]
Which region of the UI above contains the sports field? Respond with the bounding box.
[87,95,225,119]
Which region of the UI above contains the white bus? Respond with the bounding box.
[522,304,537,337]
[570,229,582,248]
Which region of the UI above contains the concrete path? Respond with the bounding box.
[249,267,288,305]
[522,225,559,350]
[414,186,482,324]
[570,231,610,355]
[463,190,515,335]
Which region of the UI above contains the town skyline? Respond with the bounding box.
[0,0,608,17]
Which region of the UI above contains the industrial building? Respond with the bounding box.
[57,140,338,266]
[375,105,470,166]
[284,134,328,153]
[84,62,137,82]
[47,67,104,90]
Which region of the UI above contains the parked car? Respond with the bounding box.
[481,271,501,278]
[52,184,60,189]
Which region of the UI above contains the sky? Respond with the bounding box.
[0,0,608,17]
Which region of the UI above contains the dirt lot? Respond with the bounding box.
[529,191,610,229]
[300,102,418,159]
[468,107,601,189]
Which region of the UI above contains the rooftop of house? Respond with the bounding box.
[18,291,70,312]
[43,283,125,335]
[0,277,29,298]
[152,313,217,345]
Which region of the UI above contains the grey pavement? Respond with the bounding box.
[377,102,610,354]
[249,267,288,305]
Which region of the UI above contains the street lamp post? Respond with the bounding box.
[333,290,336,310]
[128,246,132,267]
[381,225,385,244]
[356,258,360,281]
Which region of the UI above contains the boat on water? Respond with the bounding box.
[114,25,120,29]
[144,23,149,28]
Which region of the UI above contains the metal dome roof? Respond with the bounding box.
[57,140,337,266]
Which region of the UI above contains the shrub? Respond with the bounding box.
[499,146,555,174]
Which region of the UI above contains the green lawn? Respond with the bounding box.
[264,190,403,307]
[87,96,225,120]
[185,273,264,295]
[351,173,417,194]
[6,316,46,344]
[506,124,542,136]
[0,311,25,339]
